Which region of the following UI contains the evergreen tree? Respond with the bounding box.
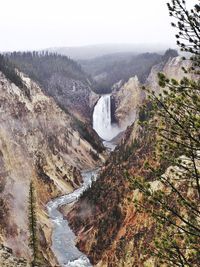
[0,54,24,88]
[167,0,200,67]
[130,1,200,266]
[28,180,38,267]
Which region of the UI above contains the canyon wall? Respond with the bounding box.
[112,76,145,129]
[112,56,192,130]
[0,71,104,266]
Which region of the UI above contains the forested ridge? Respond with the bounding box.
[8,51,92,86]
[6,51,97,121]
[80,49,178,93]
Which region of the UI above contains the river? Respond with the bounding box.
[47,170,98,267]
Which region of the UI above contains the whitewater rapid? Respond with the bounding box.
[93,94,121,141]
[47,170,98,267]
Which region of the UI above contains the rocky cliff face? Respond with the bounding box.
[0,71,104,266]
[112,56,191,130]
[146,56,192,95]
[67,56,193,267]
[112,76,145,129]
[0,244,29,267]
[46,73,98,121]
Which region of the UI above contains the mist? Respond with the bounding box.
[0,0,184,52]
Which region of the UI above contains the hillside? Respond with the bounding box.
[0,0,199,266]
[80,49,178,93]
[0,59,105,266]
[67,113,156,267]
[7,52,98,122]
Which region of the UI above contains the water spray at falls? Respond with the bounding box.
[93,94,121,141]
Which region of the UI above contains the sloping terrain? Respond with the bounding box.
[112,76,145,128]
[68,119,155,267]
[8,52,98,122]
[80,49,178,93]
[0,244,29,267]
[0,63,105,266]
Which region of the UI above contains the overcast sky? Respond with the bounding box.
[0,0,194,52]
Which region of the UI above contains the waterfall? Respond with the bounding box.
[93,94,121,141]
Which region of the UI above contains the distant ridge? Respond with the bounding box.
[47,43,176,60]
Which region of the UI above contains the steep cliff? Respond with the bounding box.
[112,55,191,130]
[146,56,193,95]
[112,76,145,129]
[0,69,104,266]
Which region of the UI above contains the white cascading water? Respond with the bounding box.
[93,94,121,141]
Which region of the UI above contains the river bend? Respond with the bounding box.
[47,170,98,267]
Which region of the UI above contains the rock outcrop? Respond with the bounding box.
[112,56,191,129]
[112,76,145,129]
[0,244,29,267]
[147,56,192,95]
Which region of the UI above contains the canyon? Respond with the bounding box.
[0,51,194,267]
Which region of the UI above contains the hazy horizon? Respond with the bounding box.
[0,0,194,52]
